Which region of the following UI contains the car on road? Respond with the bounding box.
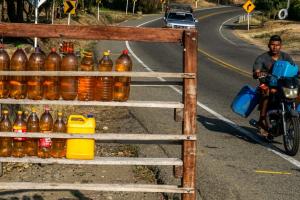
[164,10,198,29]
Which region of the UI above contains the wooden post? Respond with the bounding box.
[182,30,197,200]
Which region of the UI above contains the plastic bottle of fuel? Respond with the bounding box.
[26,108,39,156]
[11,111,27,157]
[9,48,27,99]
[94,51,113,101]
[78,51,94,101]
[0,44,10,99]
[113,50,132,101]
[27,47,45,100]
[38,107,53,158]
[0,110,12,157]
[51,112,66,158]
[43,48,61,100]
[60,45,78,100]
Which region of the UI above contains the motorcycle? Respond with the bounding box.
[249,61,300,156]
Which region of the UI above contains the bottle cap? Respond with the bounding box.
[17,111,23,115]
[87,114,94,118]
[122,49,129,55]
[31,108,36,112]
[44,105,50,111]
[84,50,93,57]
[51,47,56,52]
[103,51,110,56]
[58,112,63,116]
[3,110,8,114]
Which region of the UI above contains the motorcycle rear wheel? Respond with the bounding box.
[283,117,300,156]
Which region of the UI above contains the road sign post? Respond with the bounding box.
[242,0,255,31]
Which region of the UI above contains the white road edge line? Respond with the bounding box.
[125,9,300,168]
[218,15,239,46]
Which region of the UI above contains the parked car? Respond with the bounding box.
[164,11,198,29]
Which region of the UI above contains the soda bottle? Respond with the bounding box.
[38,106,53,158]
[94,51,113,101]
[0,44,10,98]
[26,108,39,156]
[43,48,61,100]
[113,50,132,101]
[27,47,45,100]
[0,110,12,157]
[60,45,78,100]
[51,112,66,158]
[9,47,27,99]
[78,51,94,101]
[11,111,27,157]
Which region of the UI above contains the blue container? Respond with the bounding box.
[231,85,259,118]
[297,104,300,113]
[272,61,298,78]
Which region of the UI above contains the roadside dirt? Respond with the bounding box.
[234,19,300,62]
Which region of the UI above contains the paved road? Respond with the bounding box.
[98,6,300,200]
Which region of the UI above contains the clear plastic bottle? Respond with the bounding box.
[94,51,113,101]
[9,48,27,99]
[11,111,27,157]
[0,110,12,157]
[78,51,95,101]
[51,112,66,158]
[26,108,39,156]
[0,44,10,99]
[38,106,53,158]
[60,45,78,100]
[113,50,132,101]
[43,48,61,100]
[27,47,45,100]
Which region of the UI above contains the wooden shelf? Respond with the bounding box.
[0,182,194,193]
[0,99,184,108]
[0,71,196,78]
[0,132,196,141]
[0,157,183,166]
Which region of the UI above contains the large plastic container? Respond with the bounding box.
[231,85,259,118]
[272,61,298,78]
[0,45,10,99]
[66,114,95,160]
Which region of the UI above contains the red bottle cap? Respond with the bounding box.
[51,47,56,52]
[122,49,129,55]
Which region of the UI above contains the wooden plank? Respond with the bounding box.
[0,23,184,43]
[182,30,198,200]
[0,157,183,166]
[0,71,196,78]
[0,99,184,108]
[0,182,194,193]
[0,132,196,141]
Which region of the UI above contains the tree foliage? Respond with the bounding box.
[289,0,300,20]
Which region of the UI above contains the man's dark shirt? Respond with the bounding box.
[253,51,295,73]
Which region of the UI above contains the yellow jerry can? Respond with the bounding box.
[66,114,95,160]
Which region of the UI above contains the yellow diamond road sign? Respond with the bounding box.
[243,0,255,13]
[64,0,76,14]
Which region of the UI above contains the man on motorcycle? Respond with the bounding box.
[253,35,295,136]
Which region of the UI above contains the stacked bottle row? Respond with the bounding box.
[0,108,66,158]
[0,45,132,102]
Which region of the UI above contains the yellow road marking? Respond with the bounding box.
[198,9,240,20]
[198,48,252,78]
[255,170,292,175]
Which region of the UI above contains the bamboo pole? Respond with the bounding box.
[182,30,198,200]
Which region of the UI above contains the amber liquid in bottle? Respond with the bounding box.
[60,45,78,100]
[0,45,10,99]
[113,50,132,101]
[27,48,45,100]
[11,111,27,157]
[38,107,53,158]
[0,110,12,157]
[43,48,61,100]
[78,51,95,101]
[26,109,39,156]
[94,51,113,101]
[9,48,27,99]
[51,112,66,158]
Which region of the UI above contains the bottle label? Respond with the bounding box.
[13,129,27,141]
[39,131,52,148]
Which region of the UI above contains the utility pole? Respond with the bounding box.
[126,0,129,15]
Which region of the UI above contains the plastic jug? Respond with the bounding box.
[0,44,10,99]
[66,114,95,160]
